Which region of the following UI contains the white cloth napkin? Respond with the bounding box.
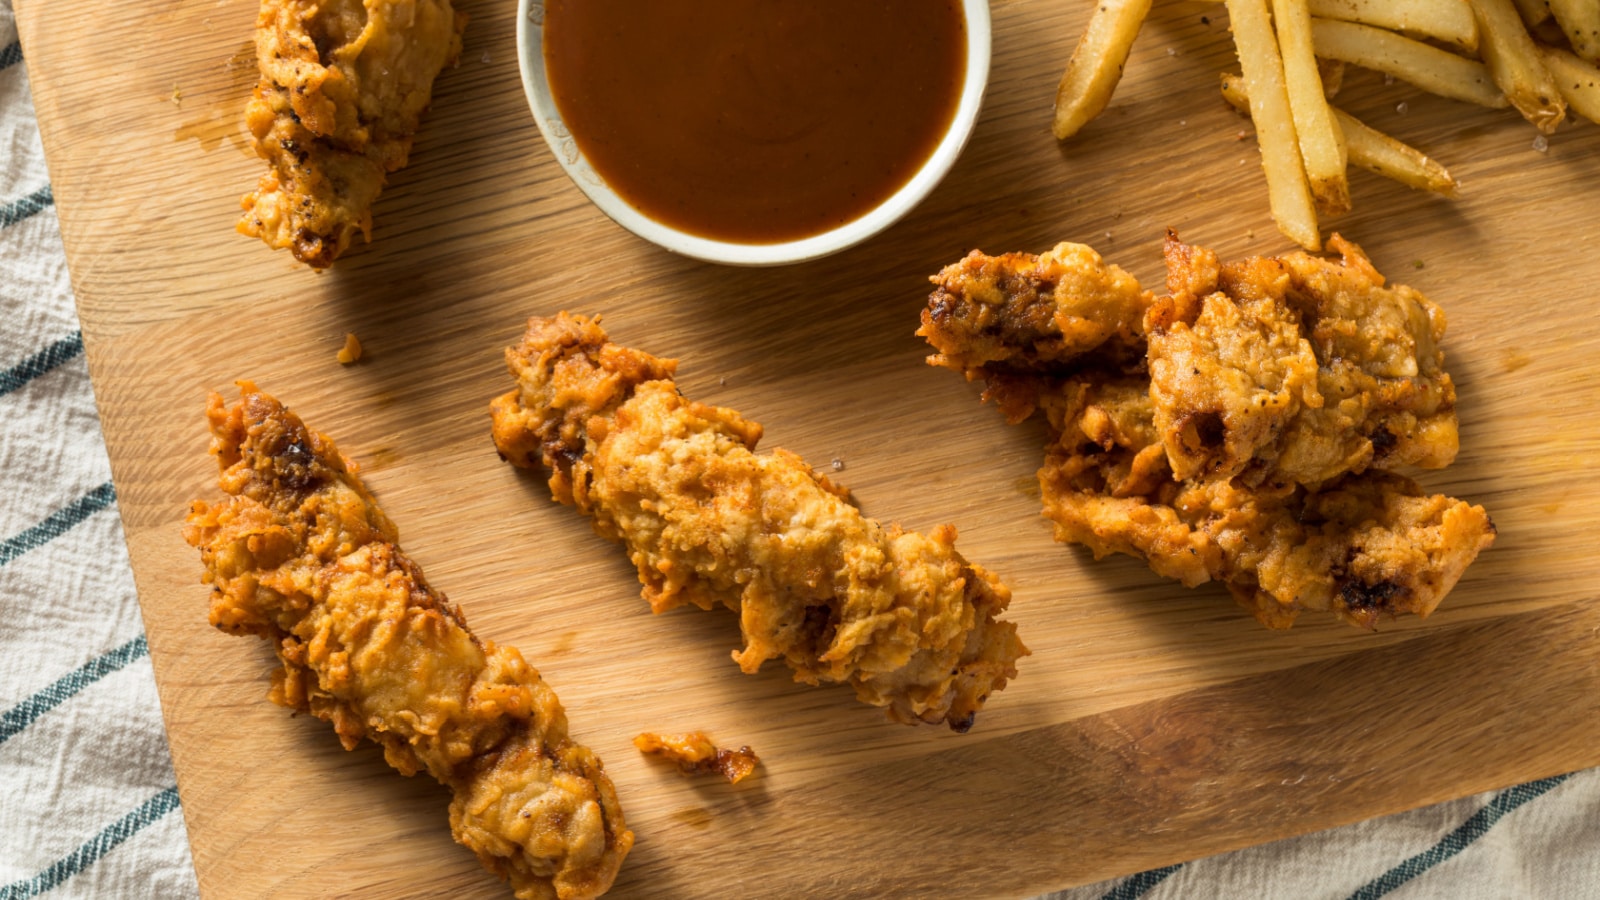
[0,6,199,897]
[0,2,1593,897]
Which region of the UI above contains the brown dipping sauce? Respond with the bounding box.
[543,0,967,245]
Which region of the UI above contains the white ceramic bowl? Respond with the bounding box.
[516,0,991,267]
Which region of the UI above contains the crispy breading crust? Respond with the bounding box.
[1038,379,1493,628]
[633,732,760,784]
[184,385,630,900]
[491,314,1027,732]
[1147,232,1459,486]
[921,234,1493,629]
[238,0,464,267]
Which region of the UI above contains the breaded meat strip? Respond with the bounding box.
[239,0,464,267]
[184,385,631,900]
[919,241,1151,425]
[491,314,1026,732]
[1147,233,1458,486]
[920,242,1151,377]
[920,234,1493,629]
[1038,380,1494,629]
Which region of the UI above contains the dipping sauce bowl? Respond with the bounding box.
[517,0,992,266]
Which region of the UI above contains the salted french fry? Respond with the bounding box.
[1306,0,1478,51]
[1333,109,1460,196]
[1538,43,1600,124]
[1547,0,1600,64]
[1468,0,1567,132]
[1310,19,1507,108]
[1274,0,1350,216]
[1222,73,1460,196]
[1510,0,1552,27]
[1226,0,1321,250]
[1052,0,1154,140]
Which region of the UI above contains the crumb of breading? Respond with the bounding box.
[634,732,760,784]
[336,333,362,365]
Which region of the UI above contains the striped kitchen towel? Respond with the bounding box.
[0,5,198,897]
[1,1,1594,897]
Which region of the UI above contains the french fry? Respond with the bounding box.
[1538,43,1600,124]
[1226,0,1322,250]
[1468,0,1567,132]
[1510,0,1552,28]
[1310,18,1508,109]
[1306,0,1478,51]
[1222,73,1460,196]
[1274,0,1350,216]
[1052,0,1154,140]
[1547,0,1600,64]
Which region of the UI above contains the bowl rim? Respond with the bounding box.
[515,0,992,267]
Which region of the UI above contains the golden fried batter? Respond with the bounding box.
[921,241,1151,379]
[491,314,1026,732]
[239,0,464,267]
[184,385,630,900]
[1148,233,1458,486]
[921,234,1493,629]
[1038,380,1493,628]
[633,732,759,784]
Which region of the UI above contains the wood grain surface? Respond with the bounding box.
[14,0,1600,897]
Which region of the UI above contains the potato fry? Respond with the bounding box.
[1547,0,1600,64]
[1468,0,1567,132]
[1306,0,1478,51]
[1310,18,1508,109]
[1227,0,1321,250]
[1510,0,1552,27]
[1274,0,1350,216]
[1222,74,1460,197]
[1538,43,1600,124]
[1052,0,1154,140]
[1337,112,1460,196]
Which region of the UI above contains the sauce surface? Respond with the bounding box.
[543,0,967,245]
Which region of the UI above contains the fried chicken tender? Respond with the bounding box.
[183,385,630,900]
[1147,233,1458,486]
[490,314,1026,732]
[1039,380,1493,628]
[238,0,464,267]
[922,241,1151,379]
[921,234,1493,629]
[633,732,760,784]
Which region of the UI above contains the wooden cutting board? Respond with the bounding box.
[16,0,1600,897]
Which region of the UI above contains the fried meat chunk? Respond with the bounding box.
[239,0,464,267]
[921,234,1493,629]
[1147,233,1458,486]
[1038,380,1494,629]
[491,314,1026,732]
[920,242,1151,378]
[633,732,760,784]
[184,385,631,900]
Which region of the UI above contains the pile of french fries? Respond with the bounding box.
[1053,0,1600,250]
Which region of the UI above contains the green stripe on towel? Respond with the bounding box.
[0,481,116,567]
[0,787,181,900]
[0,635,150,746]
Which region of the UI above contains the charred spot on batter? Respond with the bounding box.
[1339,578,1404,612]
[551,444,584,474]
[925,291,957,324]
[276,435,324,492]
[1368,425,1398,460]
